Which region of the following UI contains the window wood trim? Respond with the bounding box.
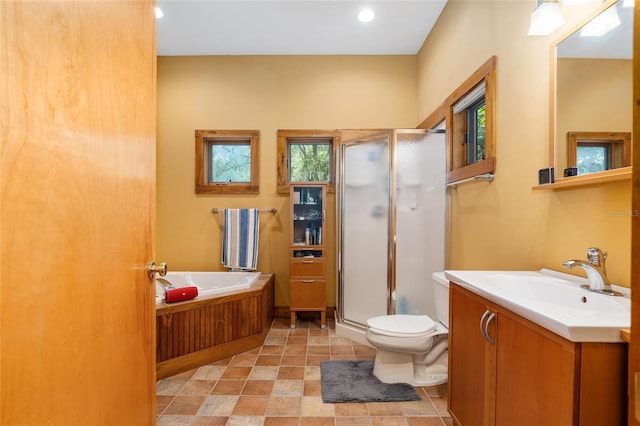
[277,129,340,194]
[417,102,447,130]
[418,56,497,185]
[566,131,631,170]
[195,129,260,194]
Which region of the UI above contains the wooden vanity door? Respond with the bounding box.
[449,284,496,426]
[494,310,577,426]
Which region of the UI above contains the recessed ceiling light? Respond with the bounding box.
[358,9,375,23]
[155,7,164,19]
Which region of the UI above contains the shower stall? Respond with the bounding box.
[336,129,446,343]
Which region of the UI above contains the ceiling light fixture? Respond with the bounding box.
[155,7,164,19]
[358,9,375,23]
[580,4,621,36]
[528,0,565,36]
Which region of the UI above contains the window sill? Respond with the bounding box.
[531,167,631,191]
[447,157,495,185]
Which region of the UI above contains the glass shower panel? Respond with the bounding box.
[394,130,446,319]
[340,135,390,327]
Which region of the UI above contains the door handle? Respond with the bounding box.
[147,261,167,279]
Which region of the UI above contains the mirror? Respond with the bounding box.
[551,0,633,179]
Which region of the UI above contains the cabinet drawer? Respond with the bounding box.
[290,279,325,309]
[290,258,326,278]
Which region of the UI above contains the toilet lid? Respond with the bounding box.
[367,315,436,338]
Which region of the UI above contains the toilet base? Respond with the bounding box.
[372,348,448,387]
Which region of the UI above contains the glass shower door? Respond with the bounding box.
[393,130,446,319]
[339,132,390,327]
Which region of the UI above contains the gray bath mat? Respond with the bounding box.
[320,360,421,403]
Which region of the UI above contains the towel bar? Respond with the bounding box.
[211,208,277,214]
[447,173,494,189]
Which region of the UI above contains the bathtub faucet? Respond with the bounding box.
[156,277,175,290]
[562,247,622,296]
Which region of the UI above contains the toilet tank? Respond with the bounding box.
[432,272,450,328]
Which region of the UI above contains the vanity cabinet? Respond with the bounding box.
[449,283,627,426]
[289,184,326,328]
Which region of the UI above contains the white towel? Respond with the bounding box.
[222,208,260,271]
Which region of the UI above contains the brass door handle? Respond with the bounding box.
[147,261,167,279]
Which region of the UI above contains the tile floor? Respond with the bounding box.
[156,317,453,425]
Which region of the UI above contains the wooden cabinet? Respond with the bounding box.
[449,283,627,426]
[289,185,326,328]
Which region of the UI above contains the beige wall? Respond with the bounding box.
[157,55,418,307]
[417,1,631,286]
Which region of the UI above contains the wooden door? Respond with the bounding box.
[631,3,640,424]
[1,1,157,424]
[449,284,495,426]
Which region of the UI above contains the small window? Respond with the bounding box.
[419,56,496,184]
[277,130,339,194]
[466,100,486,165]
[195,130,259,194]
[288,140,331,182]
[576,144,610,174]
[566,131,631,175]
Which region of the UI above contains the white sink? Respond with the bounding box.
[444,269,630,342]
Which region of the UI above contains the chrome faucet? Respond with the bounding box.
[562,247,622,296]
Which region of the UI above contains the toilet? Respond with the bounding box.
[365,272,449,386]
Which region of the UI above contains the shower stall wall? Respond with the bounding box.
[336,129,446,343]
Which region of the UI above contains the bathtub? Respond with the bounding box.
[155,272,274,379]
[155,271,262,304]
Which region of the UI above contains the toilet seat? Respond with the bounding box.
[367,314,436,338]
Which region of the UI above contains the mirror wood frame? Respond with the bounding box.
[548,0,632,187]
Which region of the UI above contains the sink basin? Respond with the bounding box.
[486,274,627,313]
[444,269,630,342]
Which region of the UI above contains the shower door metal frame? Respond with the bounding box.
[336,128,445,330]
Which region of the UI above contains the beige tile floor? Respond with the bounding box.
[156,317,453,425]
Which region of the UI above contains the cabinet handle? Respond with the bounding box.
[479,310,490,341]
[479,309,496,345]
[485,312,496,345]
[301,279,314,283]
[302,260,315,264]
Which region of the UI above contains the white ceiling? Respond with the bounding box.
[156,0,448,56]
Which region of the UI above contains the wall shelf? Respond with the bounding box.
[532,167,632,191]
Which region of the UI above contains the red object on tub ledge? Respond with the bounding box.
[165,286,198,303]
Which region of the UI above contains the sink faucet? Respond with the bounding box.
[562,247,622,296]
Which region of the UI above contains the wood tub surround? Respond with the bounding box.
[156,273,274,379]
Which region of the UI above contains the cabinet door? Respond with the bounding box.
[290,185,325,248]
[290,279,326,310]
[449,284,496,426]
[495,310,577,426]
